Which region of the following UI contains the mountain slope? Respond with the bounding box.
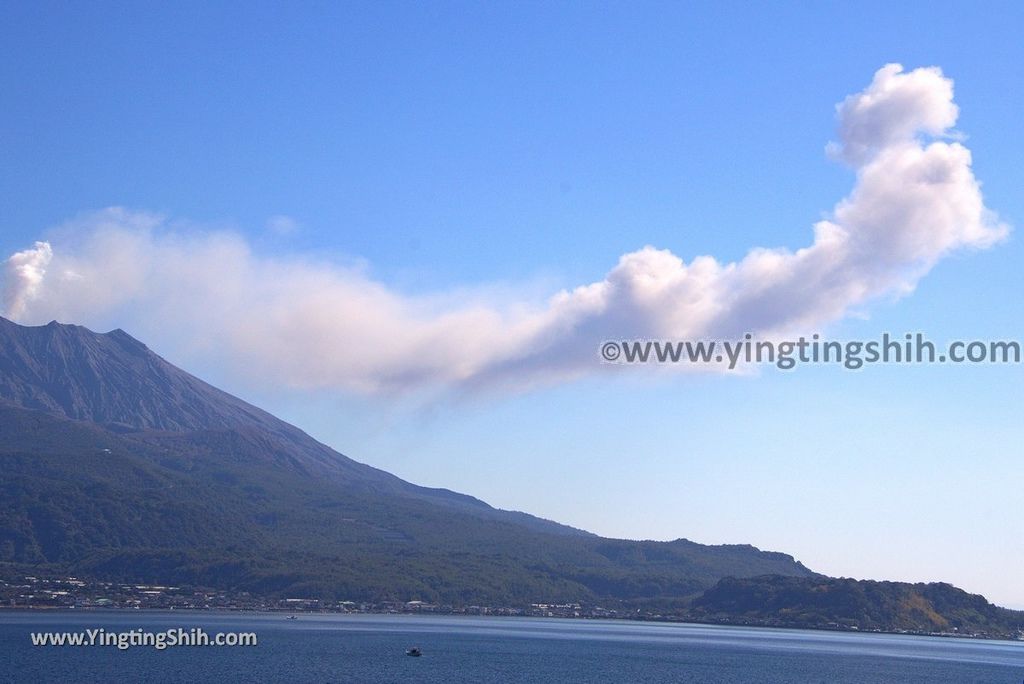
[0,317,815,604]
[0,316,586,536]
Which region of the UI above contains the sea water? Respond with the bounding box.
[2,611,1022,683]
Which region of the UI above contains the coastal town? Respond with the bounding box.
[0,573,616,619]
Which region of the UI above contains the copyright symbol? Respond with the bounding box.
[600,341,621,362]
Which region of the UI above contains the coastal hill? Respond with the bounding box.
[691,575,1023,638]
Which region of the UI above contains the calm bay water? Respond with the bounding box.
[2,611,1023,683]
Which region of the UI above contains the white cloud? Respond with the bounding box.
[2,241,53,320]
[830,63,959,165]
[0,65,1008,394]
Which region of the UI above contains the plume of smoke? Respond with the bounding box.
[2,241,53,321]
[3,65,1009,395]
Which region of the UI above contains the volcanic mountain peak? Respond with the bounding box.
[0,316,278,433]
[0,316,591,535]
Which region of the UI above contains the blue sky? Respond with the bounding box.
[2,2,1023,606]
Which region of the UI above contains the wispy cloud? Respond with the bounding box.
[265,215,300,237]
[1,65,1008,394]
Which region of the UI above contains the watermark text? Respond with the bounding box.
[599,333,1021,370]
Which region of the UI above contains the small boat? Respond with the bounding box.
[286,615,298,620]
[405,647,422,657]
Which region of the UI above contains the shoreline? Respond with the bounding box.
[3,605,1021,643]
